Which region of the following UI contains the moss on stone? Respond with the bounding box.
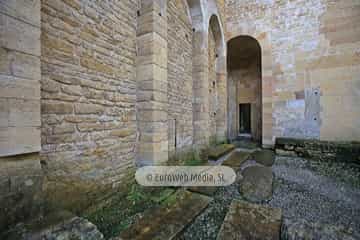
[208,144,235,160]
[82,182,177,239]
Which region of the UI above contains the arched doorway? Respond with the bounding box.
[186,0,226,146]
[227,36,262,143]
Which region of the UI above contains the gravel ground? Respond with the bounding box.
[267,156,360,232]
[175,175,243,240]
[176,154,360,239]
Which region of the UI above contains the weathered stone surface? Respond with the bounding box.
[41,102,73,114]
[187,186,218,196]
[119,190,212,240]
[0,0,41,27]
[1,211,104,240]
[275,137,360,165]
[208,144,235,160]
[217,200,282,240]
[226,0,360,142]
[0,153,43,233]
[167,0,193,153]
[232,140,259,149]
[0,0,359,233]
[0,127,41,156]
[40,0,139,211]
[282,219,359,240]
[0,13,40,56]
[252,149,275,166]
[239,166,273,202]
[223,151,251,171]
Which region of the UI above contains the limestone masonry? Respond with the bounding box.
[0,0,359,233]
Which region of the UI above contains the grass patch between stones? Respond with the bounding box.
[83,182,176,239]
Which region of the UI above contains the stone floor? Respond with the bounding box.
[3,149,360,239]
[176,151,360,240]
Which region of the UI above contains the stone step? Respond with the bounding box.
[252,149,275,166]
[117,190,212,240]
[217,200,282,240]
[222,151,251,171]
[233,140,259,149]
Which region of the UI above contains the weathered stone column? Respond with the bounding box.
[216,55,228,142]
[0,0,42,231]
[136,0,168,165]
[192,32,210,146]
[261,39,274,148]
[0,1,41,155]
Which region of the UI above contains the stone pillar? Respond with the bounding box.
[261,41,274,148]
[216,55,227,142]
[192,32,210,146]
[136,0,168,165]
[0,0,41,156]
[0,0,42,231]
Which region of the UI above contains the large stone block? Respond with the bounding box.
[0,13,40,56]
[0,48,41,80]
[8,99,40,127]
[42,102,73,114]
[0,127,40,156]
[74,103,104,115]
[0,75,40,100]
[0,0,41,27]
[217,200,282,240]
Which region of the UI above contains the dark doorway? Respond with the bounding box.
[239,104,251,134]
[227,35,262,143]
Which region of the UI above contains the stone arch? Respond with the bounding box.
[227,31,274,147]
[181,0,193,25]
[186,0,227,145]
[186,0,207,145]
[208,14,227,142]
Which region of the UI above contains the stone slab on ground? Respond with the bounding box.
[232,140,259,149]
[240,165,273,202]
[208,144,236,160]
[217,200,282,240]
[282,219,359,240]
[222,151,251,171]
[118,190,212,240]
[252,149,275,166]
[1,211,104,240]
[187,186,218,196]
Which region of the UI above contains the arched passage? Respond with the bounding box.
[186,0,226,146]
[227,36,263,143]
[226,29,274,147]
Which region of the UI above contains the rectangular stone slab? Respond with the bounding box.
[208,144,235,160]
[119,190,212,240]
[222,151,251,170]
[217,200,282,240]
[186,186,218,196]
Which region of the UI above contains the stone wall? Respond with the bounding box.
[167,0,193,153]
[225,0,360,143]
[275,137,360,164]
[0,0,43,232]
[41,0,138,211]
